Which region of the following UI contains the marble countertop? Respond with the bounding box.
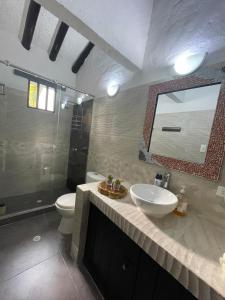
[75,182,225,300]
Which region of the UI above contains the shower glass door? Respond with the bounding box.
[0,62,92,219]
[0,63,58,217]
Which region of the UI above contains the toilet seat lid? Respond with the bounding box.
[56,193,76,209]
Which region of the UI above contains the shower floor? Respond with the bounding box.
[0,211,102,300]
[0,187,71,224]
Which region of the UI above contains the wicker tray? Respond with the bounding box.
[98,181,128,199]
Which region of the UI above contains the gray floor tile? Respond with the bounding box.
[0,254,78,300]
[62,253,103,300]
[0,212,100,300]
[0,212,61,282]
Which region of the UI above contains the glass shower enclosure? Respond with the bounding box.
[0,61,92,221]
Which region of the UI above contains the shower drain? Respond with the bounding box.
[33,235,41,242]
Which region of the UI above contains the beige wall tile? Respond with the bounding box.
[88,85,225,228]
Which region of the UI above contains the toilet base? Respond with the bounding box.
[58,217,74,234]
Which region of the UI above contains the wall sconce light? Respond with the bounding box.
[173,53,207,75]
[77,96,83,105]
[107,83,120,97]
[61,101,68,110]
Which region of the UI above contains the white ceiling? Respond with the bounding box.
[32,4,59,51]
[2,0,225,98]
[57,0,154,69]
[0,1,24,35]
[59,27,88,64]
[0,0,89,67]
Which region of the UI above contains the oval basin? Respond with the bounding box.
[130,184,178,218]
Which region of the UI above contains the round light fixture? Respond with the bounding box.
[61,101,67,110]
[173,53,207,75]
[33,235,41,242]
[77,96,83,105]
[107,83,120,97]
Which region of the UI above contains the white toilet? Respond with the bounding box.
[55,171,105,234]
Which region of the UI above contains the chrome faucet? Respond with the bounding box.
[162,172,171,189]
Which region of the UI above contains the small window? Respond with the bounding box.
[28,80,56,112]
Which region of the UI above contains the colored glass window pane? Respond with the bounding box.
[47,87,55,112]
[38,84,47,110]
[28,81,37,108]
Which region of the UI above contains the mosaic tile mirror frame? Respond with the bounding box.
[139,72,225,181]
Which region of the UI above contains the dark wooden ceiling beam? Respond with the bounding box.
[72,42,94,73]
[21,0,41,50]
[49,22,69,61]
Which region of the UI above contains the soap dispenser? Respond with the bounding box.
[174,187,188,216]
[154,174,163,187]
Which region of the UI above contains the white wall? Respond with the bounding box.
[143,0,225,71]
[76,0,225,98]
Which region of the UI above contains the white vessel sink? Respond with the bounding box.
[130,184,178,218]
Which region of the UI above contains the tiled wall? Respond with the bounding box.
[67,100,93,189]
[87,85,225,228]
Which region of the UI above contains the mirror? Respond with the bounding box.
[140,75,225,181]
[149,84,221,164]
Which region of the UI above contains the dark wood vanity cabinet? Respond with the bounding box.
[84,204,197,300]
[84,204,140,299]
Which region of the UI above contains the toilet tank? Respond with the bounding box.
[86,172,105,183]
